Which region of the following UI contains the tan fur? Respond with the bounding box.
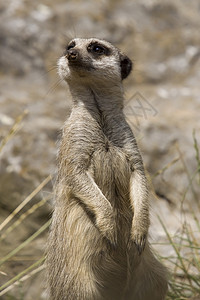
[46,38,168,299]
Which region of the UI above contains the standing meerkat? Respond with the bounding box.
[46,38,168,300]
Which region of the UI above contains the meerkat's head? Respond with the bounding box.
[58,38,132,86]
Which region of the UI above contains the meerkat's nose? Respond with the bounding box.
[66,49,79,61]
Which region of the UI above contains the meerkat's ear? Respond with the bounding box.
[120,54,132,80]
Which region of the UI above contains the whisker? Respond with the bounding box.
[44,78,64,99]
[71,25,77,39]
[38,64,58,81]
[45,65,58,75]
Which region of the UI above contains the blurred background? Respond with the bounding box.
[0,0,200,299]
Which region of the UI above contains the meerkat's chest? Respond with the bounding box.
[90,144,131,198]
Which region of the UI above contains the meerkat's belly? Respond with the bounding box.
[91,145,132,205]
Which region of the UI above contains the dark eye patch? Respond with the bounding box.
[87,42,110,56]
[67,41,76,50]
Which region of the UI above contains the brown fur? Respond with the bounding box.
[46,38,168,299]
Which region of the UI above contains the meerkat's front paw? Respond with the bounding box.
[131,230,146,254]
[95,209,117,246]
[131,219,148,254]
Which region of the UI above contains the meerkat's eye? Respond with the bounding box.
[92,45,105,54]
[88,43,108,55]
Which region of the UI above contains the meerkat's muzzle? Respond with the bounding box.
[66,49,79,61]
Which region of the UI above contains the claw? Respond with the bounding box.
[104,228,118,247]
[95,213,118,247]
[131,227,147,255]
[133,234,146,255]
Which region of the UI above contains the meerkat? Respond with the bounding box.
[46,38,168,300]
